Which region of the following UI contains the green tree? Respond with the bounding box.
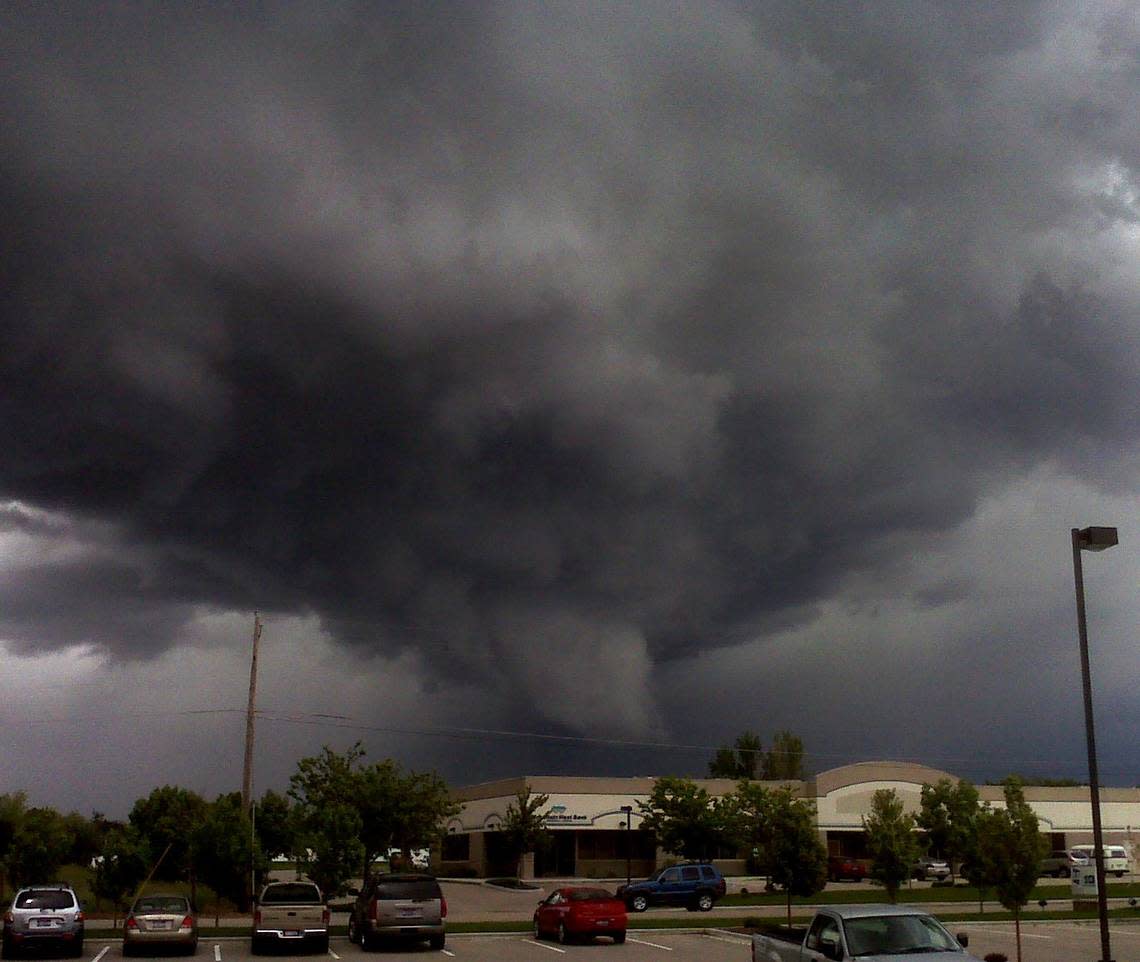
[708,731,764,779]
[766,789,828,925]
[975,778,1045,962]
[288,746,367,896]
[88,827,149,924]
[638,777,730,860]
[195,793,258,921]
[388,770,459,868]
[863,789,918,902]
[763,731,805,780]
[129,785,209,903]
[917,777,982,878]
[0,792,28,899]
[253,789,293,884]
[6,807,74,887]
[724,780,777,871]
[500,785,551,880]
[289,802,364,898]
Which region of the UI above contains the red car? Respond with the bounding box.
[828,855,868,882]
[533,887,627,944]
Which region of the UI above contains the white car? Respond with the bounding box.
[1069,845,1129,877]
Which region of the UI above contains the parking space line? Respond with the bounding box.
[440,949,455,957]
[627,936,672,949]
[214,945,222,961]
[702,932,752,945]
[328,948,340,959]
[92,947,110,962]
[959,926,1051,940]
[525,938,567,953]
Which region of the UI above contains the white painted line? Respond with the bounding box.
[524,938,567,953]
[328,948,340,959]
[628,935,673,949]
[441,950,456,957]
[958,925,1052,940]
[214,944,222,961]
[702,931,752,944]
[91,947,110,962]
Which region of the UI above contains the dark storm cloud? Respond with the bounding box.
[1,1,1138,737]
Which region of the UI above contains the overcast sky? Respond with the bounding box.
[2,1,1139,819]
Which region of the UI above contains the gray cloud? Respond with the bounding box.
[1,1,1139,798]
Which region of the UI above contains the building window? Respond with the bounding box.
[441,834,470,861]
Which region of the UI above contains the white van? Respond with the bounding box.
[1070,844,1129,877]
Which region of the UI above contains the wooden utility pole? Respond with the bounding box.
[241,612,263,813]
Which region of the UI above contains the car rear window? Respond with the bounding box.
[568,889,614,901]
[16,891,75,910]
[136,897,190,913]
[372,878,441,901]
[260,884,322,904]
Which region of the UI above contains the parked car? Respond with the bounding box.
[617,862,726,912]
[123,894,198,955]
[533,887,627,944]
[1040,849,1085,878]
[827,855,868,882]
[252,880,328,954]
[1070,844,1129,877]
[348,873,446,951]
[912,857,951,881]
[2,885,85,959]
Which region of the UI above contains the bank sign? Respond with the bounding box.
[544,804,590,824]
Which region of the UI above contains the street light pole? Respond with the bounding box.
[621,806,633,888]
[1072,525,1118,962]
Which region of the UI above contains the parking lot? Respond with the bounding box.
[69,919,1140,962]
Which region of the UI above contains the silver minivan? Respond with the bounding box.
[348,874,446,951]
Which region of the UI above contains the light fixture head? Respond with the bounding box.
[1077,526,1119,552]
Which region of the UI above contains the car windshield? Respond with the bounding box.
[16,891,75,910]
[135,897,190,914]
[568,889,615,901]
[843,914,960,956]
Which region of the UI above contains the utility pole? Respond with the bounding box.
[241,612,263,814]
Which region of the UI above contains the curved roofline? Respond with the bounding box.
[812,760,959,795]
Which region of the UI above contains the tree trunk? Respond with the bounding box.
[1014,907,1022,962]
[785,891,792,928]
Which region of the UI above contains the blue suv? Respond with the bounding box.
[617,863,726,912]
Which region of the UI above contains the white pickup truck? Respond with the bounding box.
[751,904,980,961]
[251,880,330,954]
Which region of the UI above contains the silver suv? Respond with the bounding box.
[348,874,446,951]
[2,885,85,958]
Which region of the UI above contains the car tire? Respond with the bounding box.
[696,892,714,912]
[314,934,329,955]
[186,941,198,956]
[250,937,262,955]
[347,917,359,945]
[613,931,626,944]
[428,933,444,950]
[361,930,378,952]
[2,935,15,961]
[71,939,84,958]
[629,895,648,913]
[558,923,570,945]
[533,919,543,940]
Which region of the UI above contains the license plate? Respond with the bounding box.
[397,908,421,918]
[151,920,173,930]
[284,930,301,937]
[33,919,60,929]
[597,920,610,926]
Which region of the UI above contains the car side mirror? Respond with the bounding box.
[956,933,969,947]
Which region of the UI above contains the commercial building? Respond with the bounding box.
[439,761,1140,878]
